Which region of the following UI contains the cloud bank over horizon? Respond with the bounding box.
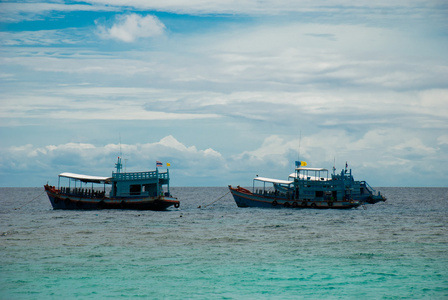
[1,1,447,187]
[2,132,447,187]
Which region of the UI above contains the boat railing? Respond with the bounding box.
[360,181,377,194]
[112,171,168,181]
[60,187,106,198]
[113,191,167,197]
[254,189,292,199]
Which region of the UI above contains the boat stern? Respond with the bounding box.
[366,194,387,204]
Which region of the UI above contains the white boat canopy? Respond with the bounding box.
[289,173,331,181]
[59,172,111,184]
[254,176,293,185]
[291,166,331,181]
[295,167,328,171]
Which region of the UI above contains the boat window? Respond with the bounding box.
[143,184,153,192]
[315,191,323,197]
[130,184,141,195]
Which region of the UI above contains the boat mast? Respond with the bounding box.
[116,134,123,174]
[295,130,302,175]
[156,167,159,196]
[333,157,336,176]
[115,157,122,173]
[167,168,170,195]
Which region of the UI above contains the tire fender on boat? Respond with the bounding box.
[272,200,278,206]
[292,202,298,208]
[54,197,60,204]
[284,202,290,208]
[328,202,333,207]
[301,201,307,207]
[174,203,180,208]
[311,203,317,208]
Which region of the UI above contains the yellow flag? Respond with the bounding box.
[301,161,307,166]
[166,163,171,167]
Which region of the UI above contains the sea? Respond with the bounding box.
[0,187,447,299]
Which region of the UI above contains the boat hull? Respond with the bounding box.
[44,185,179,211]
[363,195,387,204]
[229,186,360,209]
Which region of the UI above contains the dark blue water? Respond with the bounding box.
[1,187,447,299]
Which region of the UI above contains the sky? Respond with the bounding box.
[0,0,447,187]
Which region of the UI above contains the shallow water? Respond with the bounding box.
[1,187,447,299]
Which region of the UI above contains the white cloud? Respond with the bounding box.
[1,1,444,18]
[419,89,448,118]
[234,135,297,167]
[0,87,220,122]
[0,2,116,22]
[83,0,446,15]
[0,136,227,185]
[230,129,447,181]
[438,135,448,145]
[0,30,82,46]
[96,14,165,42]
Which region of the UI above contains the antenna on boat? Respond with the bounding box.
[119,133,123,158]
[298,130,302,162]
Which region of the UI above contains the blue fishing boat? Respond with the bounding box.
[44,157,179,210]
[229,161,386,209]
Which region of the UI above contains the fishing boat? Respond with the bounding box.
[229,161,386,209]
[44,157,179,210]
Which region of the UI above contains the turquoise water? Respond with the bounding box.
[1,187,447,299]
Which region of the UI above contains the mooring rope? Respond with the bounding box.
[14,190,46,210]
[198,190,231,208]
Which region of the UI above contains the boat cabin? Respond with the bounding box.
[110,169,170,198]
